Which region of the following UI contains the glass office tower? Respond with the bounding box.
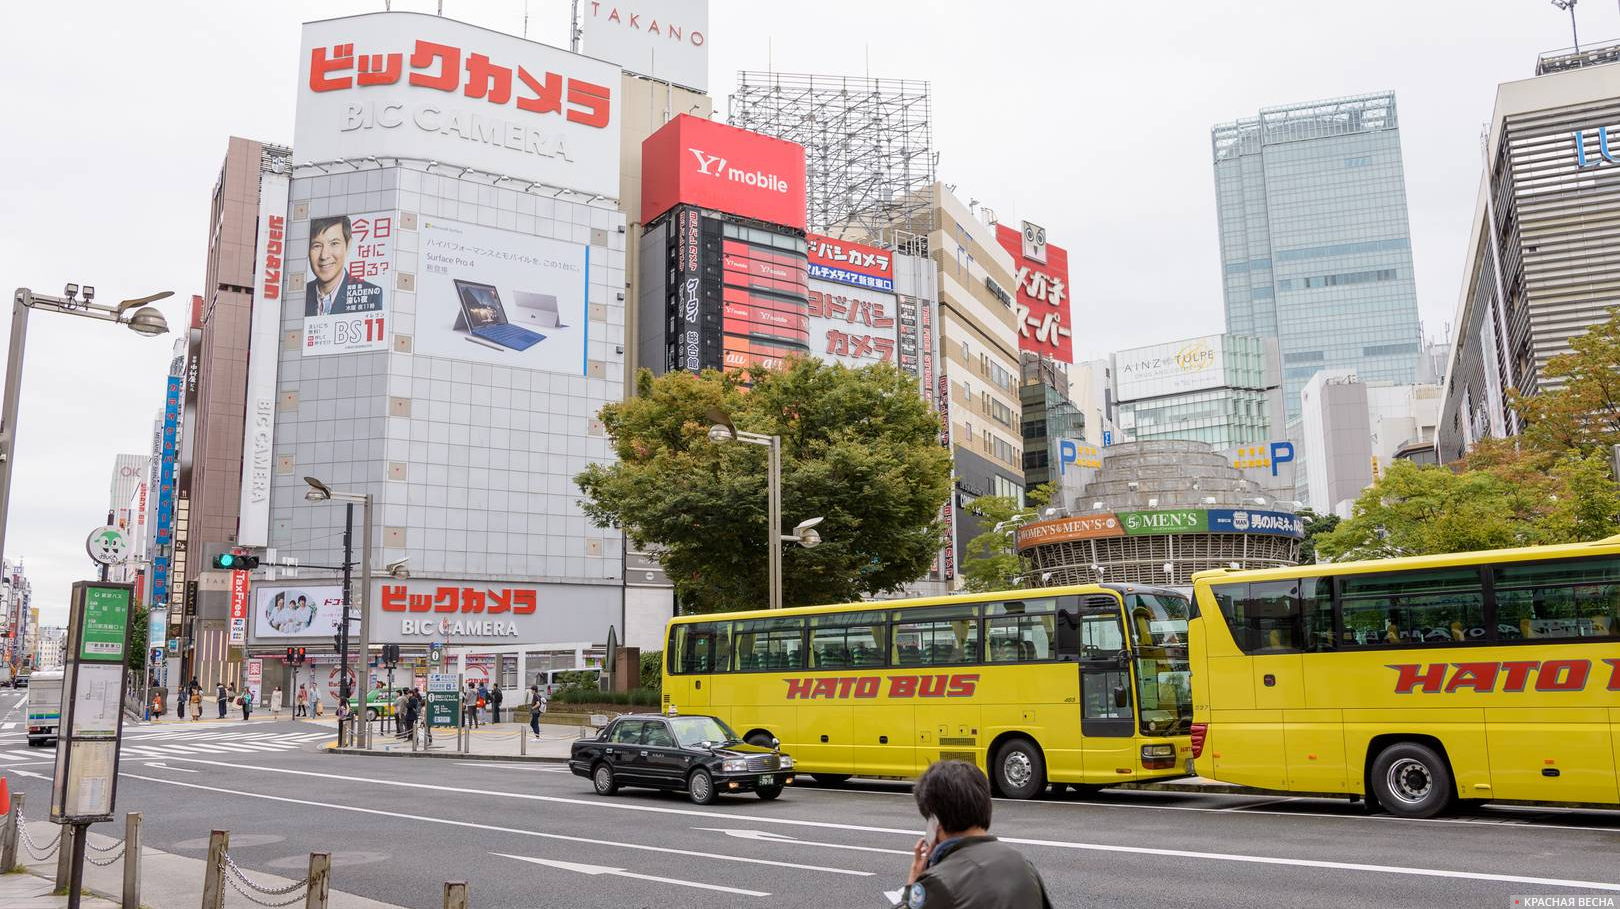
[1212,92,1421,419]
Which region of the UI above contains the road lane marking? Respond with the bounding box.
[494,853,769,897]
[695,828,910,856]
[786,778,1620,833]
[124,758,1620,893]
[3,722,15,730]
[108,771,871,878]
[143,762,198,773]
[453,762,570,772]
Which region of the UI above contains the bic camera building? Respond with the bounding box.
[233,14,633,697]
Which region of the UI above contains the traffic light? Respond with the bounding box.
[381,643,400,666]
[211,552,260,570]
[296,646,307,665]
[285,647,296,664]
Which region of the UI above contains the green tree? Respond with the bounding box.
[576,359,951,613]
[959,484,1051,592]
[1314,461,1538,561]
[1296,509,1340,564]
[126,605,148,675]
[1511,306,1620,457]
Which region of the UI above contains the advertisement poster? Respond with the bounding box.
[228,570,250,646]
[252,585,346,640]
[240,170,289,545]
[807,281,899,368]
[994,221,1073,363]
[302,210,393,356]
[416,218,589,374]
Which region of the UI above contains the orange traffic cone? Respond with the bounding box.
[0,772,10,817]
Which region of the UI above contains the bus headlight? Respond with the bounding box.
[722,759,747,773]
[1141,744,1177,770]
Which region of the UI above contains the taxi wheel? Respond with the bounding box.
[366,708,379,722]
[688,768,717,805]
[592,762,618,796]
[994,738,1046,800]
[1370,742,1453,819]
[757,783,784,801]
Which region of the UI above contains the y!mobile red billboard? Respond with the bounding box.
[995,222,1073,363]
[641,114,807,229]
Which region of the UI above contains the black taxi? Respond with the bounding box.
[570,712,795,804]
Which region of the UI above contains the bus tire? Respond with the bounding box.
[745,732,775,748]
[1370,741,1453,819]
[994,738,1046,800]
[811,773,850,786]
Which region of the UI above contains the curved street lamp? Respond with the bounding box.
[705,407,824,609]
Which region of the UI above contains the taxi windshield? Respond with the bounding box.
[669,715,739,748]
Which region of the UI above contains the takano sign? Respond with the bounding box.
[295,12,622,198]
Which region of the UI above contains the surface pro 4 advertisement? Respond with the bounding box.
[417,218,589,373]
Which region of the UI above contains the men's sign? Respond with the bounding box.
[1119,509,1208,536]
[1015,514,1122,550]
[1206,508,1305,538]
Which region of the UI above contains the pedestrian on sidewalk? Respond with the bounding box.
[477,680,490,722]
[403,689,420,738]
[296,684,308,718]
[271,686,283,719]
[151,690,164,722]
[393,688,409,737]
[490,683,503,724]
[527,685,545,738]
[897,760,1054,909]
[215,681,228,718]
[463,681,481,728]
[240,686,253,721]
[188,687,202,721]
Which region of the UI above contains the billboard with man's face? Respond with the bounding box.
[301,211,393,356]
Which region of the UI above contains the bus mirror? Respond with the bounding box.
[1113,685,1129,709]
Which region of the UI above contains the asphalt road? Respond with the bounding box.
[1,696,1617,908]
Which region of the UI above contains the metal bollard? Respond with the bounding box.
[202,830,228,909]
[122,812,142,909]
[55,823,73,890]
[520,726,527,757]
[306,852,330,909]
[443,881,468,909]
[0,791,21,873]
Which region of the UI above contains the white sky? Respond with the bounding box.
[0,0,1605,624]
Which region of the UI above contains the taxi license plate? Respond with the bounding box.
[758,774,774,785]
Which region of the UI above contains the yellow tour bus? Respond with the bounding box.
[1189,537,1620,818]
[662,583,1194,799]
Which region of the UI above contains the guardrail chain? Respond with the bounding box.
[16,810,62,861]
[222,851,312,908]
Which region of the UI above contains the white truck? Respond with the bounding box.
[26,668,64,746]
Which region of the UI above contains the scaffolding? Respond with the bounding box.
[730,71,936,240]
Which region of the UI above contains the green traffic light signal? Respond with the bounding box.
[213,553,236,569]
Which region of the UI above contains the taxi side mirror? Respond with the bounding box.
[771,737,780,751]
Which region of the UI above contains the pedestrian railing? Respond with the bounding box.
[203,830,330,909]
[2,794,143,909]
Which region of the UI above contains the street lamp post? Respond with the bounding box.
[305,476,374,748]
[705,409,824,610]
[0,285,171,605]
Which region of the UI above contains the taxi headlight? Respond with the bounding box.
[779,755,793,769]
[722,759,747,773]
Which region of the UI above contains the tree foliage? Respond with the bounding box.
[1511,306,1620,456]
[959,484,1051,592]
[1296,509,1340,564]
[126,606,148,675]
[576,359,951,613]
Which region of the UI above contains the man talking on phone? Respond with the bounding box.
[898,760,1053,908]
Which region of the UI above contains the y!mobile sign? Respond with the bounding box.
[994,222,1073,363]
[807,234,893,291]
[295,12,622,198]
[641,114,806,228]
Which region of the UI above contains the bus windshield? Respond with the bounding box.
[1127,592,1192,736]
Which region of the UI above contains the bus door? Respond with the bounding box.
[1074,596,1136,775]
[671,623,730,710]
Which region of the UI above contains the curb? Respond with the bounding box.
[329,746,571,764]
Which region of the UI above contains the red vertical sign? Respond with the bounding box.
[228,570,250,646]
[995,223,1073,363]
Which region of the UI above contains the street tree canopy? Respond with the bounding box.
[960,484,1052,592]
[576,360,951,613]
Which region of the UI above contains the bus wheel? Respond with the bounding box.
[995,739,1046,800]
[812,774,850,786]
[1370,742,1453,819]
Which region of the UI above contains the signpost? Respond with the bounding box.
[426,672,459,745]
[51,581,133,909]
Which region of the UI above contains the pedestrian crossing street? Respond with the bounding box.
[0,727,332,764]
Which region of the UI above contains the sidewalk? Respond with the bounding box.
[330,720,580,762]
[11,819,405,909]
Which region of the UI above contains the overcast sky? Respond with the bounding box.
[0,0,1604,624]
